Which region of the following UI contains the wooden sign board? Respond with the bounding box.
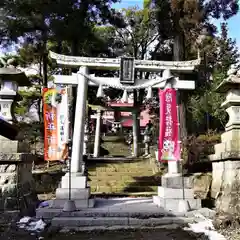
[120,57,135,84]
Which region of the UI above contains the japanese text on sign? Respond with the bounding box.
[158,88,180,161]
[43,87,69,161]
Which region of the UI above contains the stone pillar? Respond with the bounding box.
[71,66,88,173]
[153,79,201,212]
[132,110,139,157]
[93,109,102,158]
[209,72,240,214]
[51,66,94,209]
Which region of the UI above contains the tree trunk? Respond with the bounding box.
[173,34,188,139]
[132,109,139,157]
[173,34,185,61]
[38,57,43,123]
[42,51,48,87]
[132,90,140,157]
[42,29,48,87]
[37,98,43,123]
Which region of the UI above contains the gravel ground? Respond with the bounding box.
[0,227,208,240]
[219,228,240,240]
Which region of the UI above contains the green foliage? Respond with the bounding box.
[182,131,221,166]
[188,22,239,131]
[17,121,43,144]
[15,87,41,115]
[107,6,159,59]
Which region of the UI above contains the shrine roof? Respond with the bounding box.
[0,67,30,86]
[216,75,240,93]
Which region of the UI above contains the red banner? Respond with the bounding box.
[158,88,180,161]
[43,87,69,161]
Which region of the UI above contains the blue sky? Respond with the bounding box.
[113,0,240,48]
[113,0,143,8]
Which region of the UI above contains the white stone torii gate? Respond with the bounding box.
[49,51,200,209]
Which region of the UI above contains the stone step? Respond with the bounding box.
[36,207,168,220]
[158,187,194,199]
[86,158,159,194]
[90,186,158,193]
[88,170,155,175]
[51,216,194,229]
[153,196,201,212]
[89,178,160,185]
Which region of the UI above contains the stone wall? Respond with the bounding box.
[212,160,240,214]
[0,153,38,212]
[0,136,38,213]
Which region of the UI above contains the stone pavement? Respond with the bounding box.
[36,197,215,230]
[0,227,203,240]
[57,229,202,240]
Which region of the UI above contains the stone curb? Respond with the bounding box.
[58,224,182,233]
[52,216,195,229]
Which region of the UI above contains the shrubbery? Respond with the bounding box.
[182,131,221,169]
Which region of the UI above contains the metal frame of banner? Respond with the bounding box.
[63,86,76,212]
[176,89,185,200]
[62,139,77,212]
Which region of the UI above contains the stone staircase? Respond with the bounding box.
[87,158,162,195]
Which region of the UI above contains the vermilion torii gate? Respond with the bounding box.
[49,51,200,209]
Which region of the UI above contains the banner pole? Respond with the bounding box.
[62,86,76,212]
[68,140,72,201]
[176,87,185,200]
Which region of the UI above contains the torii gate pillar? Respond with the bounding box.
[51,66,94,209]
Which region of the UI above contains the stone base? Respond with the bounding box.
[153,175,201,213]
[50,198,95,209]
[161,175,193,189]
[52,174,93,210]
[56,187,90,199]
[153,196,201,212]
[61,174,87,189]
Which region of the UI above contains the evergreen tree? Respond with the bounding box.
[152,0,239,60]
[0,0,121,87]
[189,22,239,131]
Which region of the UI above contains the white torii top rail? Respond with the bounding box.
[50,51,201,72]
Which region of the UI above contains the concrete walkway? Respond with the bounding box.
[37,197,172,219]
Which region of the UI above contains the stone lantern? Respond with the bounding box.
[0,58,37,213]
[209,64,240,214]
[0,58,29,122]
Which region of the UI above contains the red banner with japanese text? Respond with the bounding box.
[158,88,180,161]
[43,87,69,161]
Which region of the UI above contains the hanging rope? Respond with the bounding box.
[75,71,174,90]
